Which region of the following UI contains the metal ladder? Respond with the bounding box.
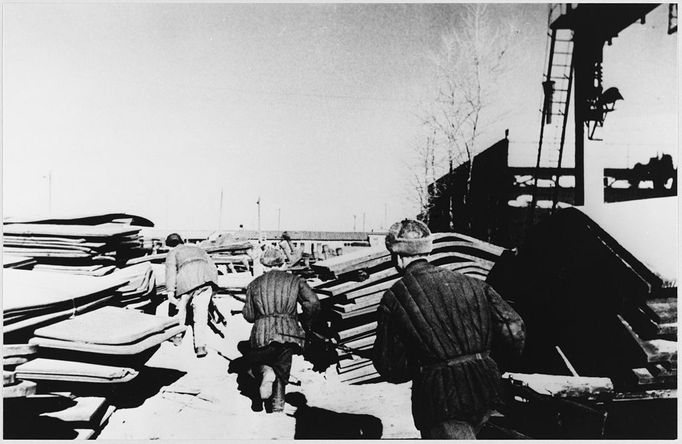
[528,4,574,224]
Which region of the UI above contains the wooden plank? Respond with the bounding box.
[3,380,37,398]
[334,293,384,312]
[337,359,374,373]
[317,267,398,297]
[14,359,139,383]
[631,368,655,385]
[3,223,140,238]
[125,253,167,265]
[30,324,185,355]
[337,322,378,341]
[4,356,31,367]
[2,255,37,268]
[312,246,389,274]
[42,396,108,427]
[33,306,179,345]
[340,363,379,383]
[502,373,614,398]
[332,304,379,320]
[430,241,503,262]
[3,343,39,358]
[613,388,676,400]
[4,370,16,386]
[618,315,677,364]
[3,295,115,334]
[3,240,107,250]
[332,254,392,277]
[3,269,126,313]
[433,232,506,255]
[643,297,677,324]
[2,248,92,258]
[344,279,399,301]
[4,235,88,243]
[74,404,116,439]
[341,334,376,350]
[428,251,495,270]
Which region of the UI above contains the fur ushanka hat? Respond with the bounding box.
[385,219,433,256]
[261,247,286,267]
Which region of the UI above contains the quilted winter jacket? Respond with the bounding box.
[165,244,219,297]
[372,260,525,430]
[243,270,320,350]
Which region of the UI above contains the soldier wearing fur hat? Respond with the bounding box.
[372,219,525,439]
[165,233,219,358]
[278,231,303,267]
[242,247,320,413]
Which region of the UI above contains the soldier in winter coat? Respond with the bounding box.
[165,233,219,358]
[372,219,526,439]
[243,247,320,413]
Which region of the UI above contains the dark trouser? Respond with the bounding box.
[420,412,490,440]
[246,342,299,412]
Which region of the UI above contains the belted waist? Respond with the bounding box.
[260,313,297,320]
[419,351,490,372]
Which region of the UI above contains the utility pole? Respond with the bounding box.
[278,208,281,231]
[384,203,387,230]
[353,215,357,232]
[257,197,262,240]
[362,212,366,232]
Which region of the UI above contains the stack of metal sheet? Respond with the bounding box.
[2,223,145,266]
[26,306,185,369]
[3,270,126,338]
[110,263,162,311]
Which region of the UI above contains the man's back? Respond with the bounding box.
[373,259,525,430]
[245,270,301,317]
[386,260,499,362]
[165,244,218,296]
[244,270,320,349]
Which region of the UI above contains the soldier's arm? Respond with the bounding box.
[487,285,526,357]
[297,277,321,330]
[165,250,178,297]
[372,291,412,384]
[242,285,256,323]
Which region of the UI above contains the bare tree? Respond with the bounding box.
[421,4,518,231]
[409,131,439,223]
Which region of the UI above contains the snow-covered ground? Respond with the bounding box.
[98,295,419,439]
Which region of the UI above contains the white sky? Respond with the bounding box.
[2,3,677,231]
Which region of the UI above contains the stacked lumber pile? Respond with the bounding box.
[312,232,507,384]
[4,307,183,439]
[3,223,145,267]
[3,270,126,340]
[26,306,184,370]
[111,263,162,312]
[4,344,39,400]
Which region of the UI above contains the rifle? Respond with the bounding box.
[279,332,373,359]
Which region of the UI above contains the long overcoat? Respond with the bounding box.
[372,260,525,430]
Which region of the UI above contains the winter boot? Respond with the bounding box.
[270,377,286,413]
[259,365,276,400]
